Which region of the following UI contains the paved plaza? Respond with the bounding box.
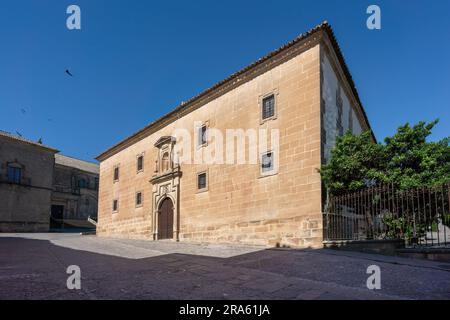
[1,233,449,300]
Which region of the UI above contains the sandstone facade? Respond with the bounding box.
[0,132,57,232]
[96,23,372,248]
[0,132,100,232]
[51,154,99,227]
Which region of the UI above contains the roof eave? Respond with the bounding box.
[0,134,59,153]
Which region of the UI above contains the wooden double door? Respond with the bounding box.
[158,197,174,240]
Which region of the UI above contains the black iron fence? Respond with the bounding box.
[323,183,450,247]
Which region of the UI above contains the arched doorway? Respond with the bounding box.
[158,197,174,240]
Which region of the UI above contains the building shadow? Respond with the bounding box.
[1,236,450,300]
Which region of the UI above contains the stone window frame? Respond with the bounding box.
[136,152,145,174]
[113,164,120,183]
[135,191,143,208]
[196,120,209,149]
[196,170,209,193]
[259,149,278,178]
[112,199,119,213]
[259,89,279,124]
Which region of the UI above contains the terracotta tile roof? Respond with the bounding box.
[55,154,99,174]
[96,21,374,161]
[0,130,59,153]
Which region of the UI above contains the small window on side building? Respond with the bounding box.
[7,165,22,184]
[113,199,119,212]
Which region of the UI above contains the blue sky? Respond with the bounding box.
[0,0,449,162]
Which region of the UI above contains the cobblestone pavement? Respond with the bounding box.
[1,233,449,300]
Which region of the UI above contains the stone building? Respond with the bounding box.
[51,154,99,228]
[95,22,374,248]
[0,131,58,231]
[0,131,99,232]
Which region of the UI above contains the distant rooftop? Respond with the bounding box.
[55,154,99,174]
[0,130,59,153]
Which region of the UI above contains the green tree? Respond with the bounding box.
[383,120,450,189]
[321,120,450,195]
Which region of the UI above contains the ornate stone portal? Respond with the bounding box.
[150,136,182,241]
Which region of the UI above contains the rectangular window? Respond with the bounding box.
[336,87,344,136]
[137,155,143,172]
[262,94,275,120]
[136,192,142,206]
[198,124,207,147]
[113,199,118,212]
[197,172,207,190]
[7,166,22,184]
[261,151,274,173]
[78,179,87,189]
[113,167,119,181]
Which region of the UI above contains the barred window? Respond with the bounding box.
[136,192,142,206]
[78,178,87,189]
[336,87,344,136]
[348,109,353,133]
[137,155,144,172]
[113,167,119,181]
[261,152,274,173]
[198,125,207,147]
[197,172,207,190]
[262,94,275,120]
[7,166,21,184]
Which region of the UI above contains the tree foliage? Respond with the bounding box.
[321,120,450,195]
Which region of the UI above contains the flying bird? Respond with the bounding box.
[20,108,26,114]
[65,69,74,77]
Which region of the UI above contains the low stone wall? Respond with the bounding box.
[323,239,405,256]
[0,221,49,232]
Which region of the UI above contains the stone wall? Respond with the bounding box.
[52,163,99,220]
[321,50,364,163]
[0,137,55,232]
[97,44,324,248]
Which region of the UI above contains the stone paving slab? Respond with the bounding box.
[0,233,449,300]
